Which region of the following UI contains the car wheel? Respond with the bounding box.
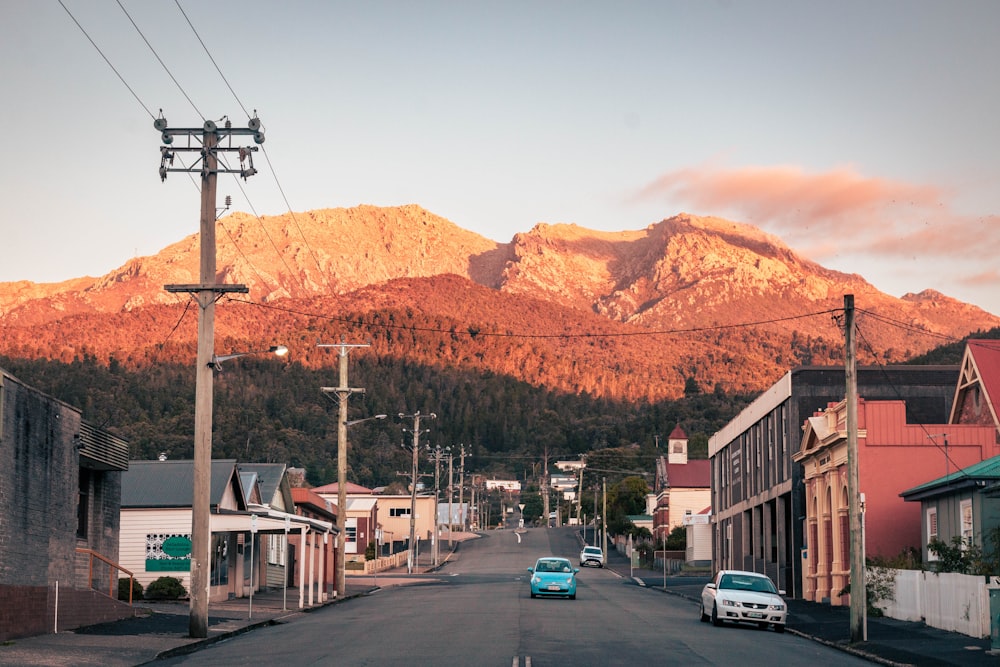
[530,591,536,599]
[700,603,709,623]
[569,593,576,600]
[774,624,785,634]
[711,603,723,627]
[758,622,768,630]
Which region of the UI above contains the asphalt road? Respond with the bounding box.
[158,527,874,666]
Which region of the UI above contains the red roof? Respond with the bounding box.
[968,340,1000,418]
[291,487,338,520]
[668,425,687,440]
[311,481,373,495]
[666,460,710,488]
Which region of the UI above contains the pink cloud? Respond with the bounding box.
[634,164,1000,262]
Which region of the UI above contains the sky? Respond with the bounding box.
[2,1,999,315]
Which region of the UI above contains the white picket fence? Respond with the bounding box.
[876,569,994,638]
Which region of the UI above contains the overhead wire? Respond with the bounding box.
[854,316,973,483]
[175,0,334,294]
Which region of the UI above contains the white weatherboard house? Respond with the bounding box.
[120,459,333,603]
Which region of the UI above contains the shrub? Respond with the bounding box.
[118,577,143,601]
[145,576,187,600]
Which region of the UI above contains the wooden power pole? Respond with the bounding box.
[158,114,262,638]
[845,294,866,642]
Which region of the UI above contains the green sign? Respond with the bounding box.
[147,558,190,572]
[162,535,192,558]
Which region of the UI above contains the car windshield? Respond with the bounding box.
[718,574,776,594]
[536,560,571,573]
[584,548,601,555]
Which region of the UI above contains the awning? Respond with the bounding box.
[211,507,335,535]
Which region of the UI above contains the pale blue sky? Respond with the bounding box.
[2,1,999,314]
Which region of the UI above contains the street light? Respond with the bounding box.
[400,411,435,573]
[188,343,286,638]
[209,345,288,371]
[337,413,387,594]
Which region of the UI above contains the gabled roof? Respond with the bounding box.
[122,459,244,510]
[950,340,1000,427]
[665,460,710,488]
[238,463,290,508]
[900,453,1000,501]
[311,481,374,495]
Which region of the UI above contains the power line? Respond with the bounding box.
[175,0,334,294]
[116,0,203,121]
[222,296,842,341]
[58,0,155,118]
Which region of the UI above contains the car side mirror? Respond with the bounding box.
[778,589,786,595]
[574,568,580,573]
[527,567,534,573]
[706,583,716,590]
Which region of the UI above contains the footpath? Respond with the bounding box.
[607,559,1000,667]
[0,545,453,667]
[5,539,999,666]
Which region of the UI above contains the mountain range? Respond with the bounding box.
[1,205,996,402]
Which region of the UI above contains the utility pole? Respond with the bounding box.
[447,449,455,547]
[426,444,450,566]
[541,447,550,527]
[458,444,466,532]
[401,412,435,573]
[844,294,865,643]
[158,113,262,639]
[602,477,608,554]
[319,342,369,599]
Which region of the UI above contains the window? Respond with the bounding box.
[926,507,938,561]
[960,499,973,548]
[390,507,411,518]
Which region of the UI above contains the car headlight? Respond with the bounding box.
[769,603,785,611]
[720,598,737,607]
[532,577,540,584]
[565,577,573,584]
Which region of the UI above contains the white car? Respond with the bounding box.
[579,545,605,568]
[700,570,787,633]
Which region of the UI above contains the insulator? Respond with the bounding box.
[253,131,265,145]
[225,195,232,206]
[248,118,261,131]
[153,118,168,131]
[159,166,167,181]
[203,120,217,133]
[161,132,173,144]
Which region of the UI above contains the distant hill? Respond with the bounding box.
[1,206,997,401]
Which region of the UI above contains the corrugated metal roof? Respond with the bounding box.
[666,460,710,488]
[122,459,240,508]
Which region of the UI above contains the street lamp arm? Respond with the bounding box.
[209,345,288,371]
[344,414,388,427]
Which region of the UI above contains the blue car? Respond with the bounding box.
[528,557,579,599]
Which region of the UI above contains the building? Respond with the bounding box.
[794,398,998,604]
[121,460,335,605]
[708,365,960,597]
[652,426,710,542]
[289,487,338,601]
[0,368,131,640]
[899,340,1000,564]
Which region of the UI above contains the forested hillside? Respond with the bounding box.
[0,352,749,488]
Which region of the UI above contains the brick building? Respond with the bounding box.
[0,368,130,640]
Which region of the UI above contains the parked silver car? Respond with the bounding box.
[700,570,787,633]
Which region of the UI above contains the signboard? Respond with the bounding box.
[146,534,191,572]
